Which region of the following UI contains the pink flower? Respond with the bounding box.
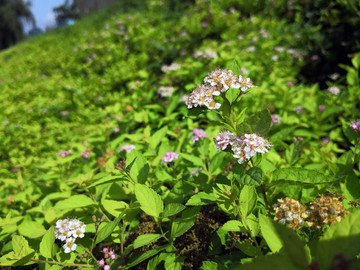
[321,137,330,144]
[111,254,115,260]
[192,128,208,142]
[271,114,280,123]
[108,251,114,256]
[311,55,320,61]
[215,131,234,151]
[162,152,179,163]
[294,106,304,114]
[350,120,360,132]
[99,259,105,267]
[81,149,91,158]
[287,81,294,86]
[104,265,110,270]
[57,150,73,157]
[318,105,326,112]
[201,22,208,28]
[119,144,135,153]
[103,248,108,253]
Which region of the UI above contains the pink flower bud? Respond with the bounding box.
[111,254,116,260]
[103,248,108,253]
[108,251,113,256]
[98,259,105,267]
[104,265,110,270]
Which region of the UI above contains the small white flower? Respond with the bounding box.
[327,86,341,95]
[63,238,77,253]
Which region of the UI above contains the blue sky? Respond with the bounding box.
[26,0,72,32]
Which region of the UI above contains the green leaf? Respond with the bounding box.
[164,253,184,270]
[150,126,168,151]
[239,186,257,217]
[95,213,124,245]
[213,184,236,214]
[247,109,272,136]
[272,167,333,185]
[162,203,186,218]
[239,167,262,186]
[87,175,124,188]
[39,227,56,258]
[210,152,228,174]
[102,199,128,217]
[54,195,94,210]
[351,52,360,69]
[312,210,360,270]
[186,192,216,206]
[239,253,300,270]
[127,151,149,184]
[0,235,35,266]
[200,261,219,270]
[180,153,204,166]
[133,234,163,249]
[221,220,245,232]
[12,235,33,256]
[18,221,46,239]
[127,245,169,268]
[236,241,261,257]
[135,184,164,218]
[171,207,200,239]
[259,214,309,267]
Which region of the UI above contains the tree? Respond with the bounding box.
[53,0,79,27]
[0,0,35,50]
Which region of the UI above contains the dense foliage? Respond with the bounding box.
[0,0,360,269]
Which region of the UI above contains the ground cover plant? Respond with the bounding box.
[0,0,360,269]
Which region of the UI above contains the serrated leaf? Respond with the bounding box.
[54,195,94,210]
[102,199,128,217]
[127,151,149,184]
[40,227,56,258]
[133,234,162,249]
[247,109,272,136]
[135,184,164,218]
[272,167,332,185]
[259,214,309,267]
[240,185,257,217]
[87,175,124,188]
[95,213,124,245]
[162,203,186,218]
[127,245,169,268]
[186,192,216,206]
[180,153,204,166]
[150,126,168,151]
[312,210,360,269]
[239,167,262,186]
[18,221,46,239]
[12,235,33,256]
[221,220,245,232]
[171,207,200,239]
[164,253,184,270]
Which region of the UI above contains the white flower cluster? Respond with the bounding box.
[161,62,180,73]
[157,86,174,97]
[55,218,86,253]
[193,49,218,60]
[215,131,271,164]
[185,69,256,110]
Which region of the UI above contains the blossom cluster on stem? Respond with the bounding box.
[55,218,86,253]
[98,248,116,269]
[215,131,272,164]
[184,69,256,110]
[162,152,179,163]
[192,128,208,142]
